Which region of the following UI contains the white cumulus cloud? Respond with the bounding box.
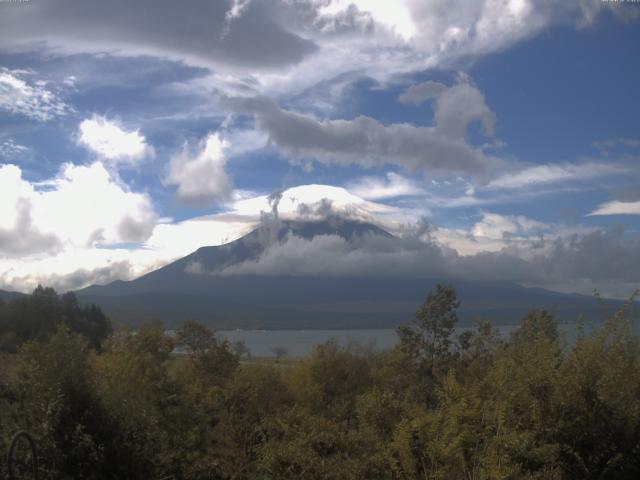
[78,115,154,166]
[0,161,160,290]
[165,133,233,207]
[0,162,157,256]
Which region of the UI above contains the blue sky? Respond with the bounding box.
[0,0,639,297]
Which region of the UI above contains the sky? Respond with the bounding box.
[0,0,639,297]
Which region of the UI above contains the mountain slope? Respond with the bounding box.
[0,289,26,301]
[76,218,626,329]
[79,217,392,297]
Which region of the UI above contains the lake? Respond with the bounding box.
[216,325,532,357]
[218,328,399,357]
[216,322,627,357]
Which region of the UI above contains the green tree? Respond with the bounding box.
[288,340,372,424]
[17,326,115,478]
[175,319,215,355]
[93,325,180,478]
[0,286,111,351]
[510,309,558,346]
[553,309,640,478]
[175,320,238,384]
[486,310,563,477]
[397,284,460,379]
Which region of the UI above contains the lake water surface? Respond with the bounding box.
[216,323,630,357]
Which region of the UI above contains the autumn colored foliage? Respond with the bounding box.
[1,285,639,479]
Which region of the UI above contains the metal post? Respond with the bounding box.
[7,431,38,480]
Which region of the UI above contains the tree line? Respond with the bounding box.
[1,285,639,479]
[0,286,111,352]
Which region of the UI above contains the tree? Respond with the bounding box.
[510,309,558,346]
[175,319,215,356]
[61,292,112,350]
[272,345,288,362]
[289,340,372,423]
[397,284,460,378]
[233,339,251,359]
[460,319,503,369]
[175,320,238,384]
[0,286,111,351]
[94,324,178,478]
[552,308,640,478]
[18,326,114,478]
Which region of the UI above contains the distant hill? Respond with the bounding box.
[76,218,628,329]
[0,289,26,301]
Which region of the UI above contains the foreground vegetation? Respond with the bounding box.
[1,286,640,479]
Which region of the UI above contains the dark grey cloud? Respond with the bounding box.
[0,0,622,73]
[455,228,640,298]
[531,229,640,285]
[117,215,156,244]
[224,228,449,278]
[0,199,61,258]
[52,260,137,292]
[214,216,640,298]
[1,260,138,293]
[399,77,496,139]
[0,0,317,69]
[267,190,283,219]
[0,0,631,97]
[223,95,497,176]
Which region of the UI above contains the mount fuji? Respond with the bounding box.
[76,217,622,329]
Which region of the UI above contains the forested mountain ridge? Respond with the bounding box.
[0,289,25,301]
[0,286,111,352]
